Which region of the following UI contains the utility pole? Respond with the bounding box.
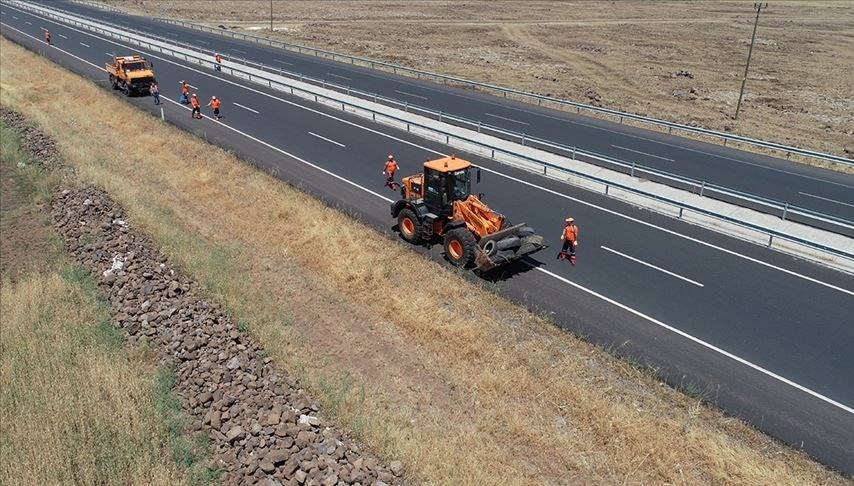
[735,3,768,120]
[270,0,273,32]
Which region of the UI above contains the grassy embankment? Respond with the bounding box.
[0,37,847,484]
[0,123,212,483]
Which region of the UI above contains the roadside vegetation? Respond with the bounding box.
[0,121,206,484]
[1,38,847,484]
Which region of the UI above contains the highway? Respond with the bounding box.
[2,3,853,473]
[29,0,854,227]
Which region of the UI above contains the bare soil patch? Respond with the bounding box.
[101,0,854,162]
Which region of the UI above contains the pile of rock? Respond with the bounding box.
[50,185,404,485]
[1,107,66,173]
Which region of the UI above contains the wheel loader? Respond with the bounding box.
[390,155,547,271]
[106,55,155,96]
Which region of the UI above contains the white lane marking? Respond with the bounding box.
[394,89,428,100]
[14,19,852,416]
[798,192,854,209]
[273,59,293,66]
[230,47,247,54]
[79,41,90,47]
[12,11,851,298]
[58,33,67,39]
[326,72,352,81]
[531,264,854,415]
[612,144,675,162]
[25,20,31,24]
[40,26,48,31]
[233,102,259,114]
[485,112,530,125]
[106,51,114,56]
[184,83,198,89]
[12,15,18,19]
[308,131,346,147]
[196,39,209,45]
[601,246,704,287]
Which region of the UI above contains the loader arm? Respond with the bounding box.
[452,197,504,239]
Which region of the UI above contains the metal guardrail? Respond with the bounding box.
[36,1,854,237]
[7,0,853,264]
[141,15,854,168]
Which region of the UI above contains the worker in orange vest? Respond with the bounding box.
[207,96,221,119]
[44,30,51,45]
[190,94,202,119]
[179,80,190,104]
[214,53,222,71]
[383,155,400,190]
[558,217,579,264]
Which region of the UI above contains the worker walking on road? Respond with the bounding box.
[150,81,160,105]
[207,96,221,119]
[214,53,222,71]
[179,80,190,104]
[190,94,202,119]
[383,155,400,190]
[558,217,579,265]
[44,30,51,45]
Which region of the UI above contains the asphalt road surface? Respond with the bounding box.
[2,3,853,473]
[30,0,854,227]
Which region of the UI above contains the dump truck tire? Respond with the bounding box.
[482,239,497,257]
[398,208,422,244]
[516,226,535,237]
[517,242,538,256]
[109,75,118,90]
[444,228,476,267]
[496,236,522,251]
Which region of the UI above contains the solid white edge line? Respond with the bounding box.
[6,17,852,416]
[484,112,530,125]
[611,144,675,162]
[601,246,704,287]
[230,47,247,54]
[531,264,854,415]
[232,102,259,114]
[798,191,854,209]
[308,131,346,148]
[4,5,851,299]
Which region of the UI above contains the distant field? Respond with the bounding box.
[101,0,854,160]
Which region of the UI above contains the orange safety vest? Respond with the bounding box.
[191,97,200,108]
[384,160,397,175]
[182,84,189,94]
[45,31,51,41]
[210,98,220,109]
[563,224,578,242]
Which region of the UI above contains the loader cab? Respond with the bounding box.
[422,156,472,213]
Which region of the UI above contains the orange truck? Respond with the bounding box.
[106,55,155,96]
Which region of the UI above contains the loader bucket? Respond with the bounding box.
[474,223,547,271]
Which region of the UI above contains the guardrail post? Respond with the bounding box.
[782,202,789,220]
[572,147,576,160]
[786,152,792,160]
[605,185,609,195]
[522,134,526,146]
[347,86,350,95]
[679,207,684,218]
[407,124,410,132]
[543,166,547,175]
[630,162,636,177]
[491,149,495,158]
[405,102,409,113]
[620,116,624,124]
[768,235,773,247]
[700,181,706,197]
[477,122,482,133]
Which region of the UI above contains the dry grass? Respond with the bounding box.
[100,0,854,166]
[1,38,847,484]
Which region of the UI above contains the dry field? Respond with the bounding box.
[101,0,854,161]
[2,38,848,484]
[0,124,183,484]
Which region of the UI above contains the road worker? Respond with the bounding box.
[383,154,400,190]
[214,53,222,71]
[558,217,579,264]
[179,80,190,104]
[207,95,221,119]
[190,94,202,119]
[44,30,51,45]
[150,81,160,105]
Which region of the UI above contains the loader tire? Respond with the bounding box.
[397,208,422,244]
[444,227,476,267]
[109,75,118,90]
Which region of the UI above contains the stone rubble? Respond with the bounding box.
[1,108,404,485]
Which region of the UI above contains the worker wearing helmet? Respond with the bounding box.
[383,155,400,190]
[207,95,221,119]
[558,217,579,264]
[214,53,222,71]
[190,94,202,119]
